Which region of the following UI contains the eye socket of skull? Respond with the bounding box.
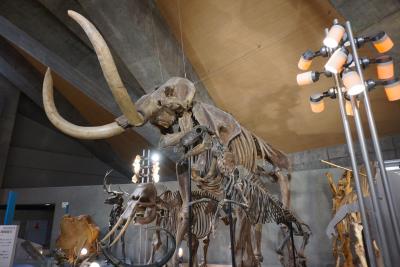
[164,86,176,97]
[138,196,149,203]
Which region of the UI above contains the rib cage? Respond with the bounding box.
[160,190,218,240]
[229,128,290,172]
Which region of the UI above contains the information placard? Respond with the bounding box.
[0,225,19,267]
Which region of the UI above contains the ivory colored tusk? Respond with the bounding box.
[43,68,125,139]
[101,215,125,243]
[67,10,144,126]
[110,215,133,247]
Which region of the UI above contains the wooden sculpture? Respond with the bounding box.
[326,169,375,267]
[56,214,100,265]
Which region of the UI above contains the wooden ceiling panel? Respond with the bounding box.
[157,0,400,152]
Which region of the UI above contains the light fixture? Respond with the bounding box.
[296,71,332,86]
[132,155,141,174]
[323,24,345,48]
[298,50,314,71]
[372,31,393,53]
[297,47,329,71]
[383,78,400,101]
[151,153,160,162]
[342,70,365,96]
[345,98,360,116]
[80,248,88,256]
[89,262,100,267]
[152,160,160,183]
[178,247,184,258]
[309,93,325,113]
[296,71,319,86]
[345,100,353,116]
[375,55,394,80]
[324,48,348,74]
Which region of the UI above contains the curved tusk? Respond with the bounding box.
[101,227,176,267]
[101,215,125,243]
[110,215,133,247]
[67,10,144,127]
[43,68,125,139]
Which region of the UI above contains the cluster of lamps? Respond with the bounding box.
[297,19,400,267]
[297,21,399,114]
[132,151,160,183]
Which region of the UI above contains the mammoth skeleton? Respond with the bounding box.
[43,10,308,266]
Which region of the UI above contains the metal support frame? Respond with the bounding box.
[350,95,391,266]
[227,196,237,267]
[188,157,193,267]
[345,22,400,253]
[334,74,377,267]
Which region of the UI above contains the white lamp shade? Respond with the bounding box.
[323,24,345,48]
[296,71,314,86]
[342,71,365,96]
[324,49,347,74]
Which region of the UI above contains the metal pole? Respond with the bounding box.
[188,156,193,267]
[345,21,400,249]
[139,225,142,264]
[334,75,377,267]
[350,96,391,266]
[228,200,236,267]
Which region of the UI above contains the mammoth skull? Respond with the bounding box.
[101,183,158,247]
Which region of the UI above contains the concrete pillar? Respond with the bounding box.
[0,75,20,187]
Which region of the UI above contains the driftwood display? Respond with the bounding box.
[327,169,382,267]
[55,214,100,265]
[42,10,311,267]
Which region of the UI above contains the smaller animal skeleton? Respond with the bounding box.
[100,182,176,267]
[56,215,100,266]
[150,189,223,267]
[103,170,127,260]
[179,125,311,267]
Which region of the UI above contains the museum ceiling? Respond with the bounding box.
[1,0,400,174]
[156,0,400,152]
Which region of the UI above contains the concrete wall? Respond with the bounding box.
[0,75,19,185]
[288,134,400,171]
[2,94,127,188]
[0,168,344,267]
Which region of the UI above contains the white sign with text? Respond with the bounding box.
[0,225,19,267]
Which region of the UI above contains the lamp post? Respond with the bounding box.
[297,19,400,266]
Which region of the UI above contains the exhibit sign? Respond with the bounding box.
[0,225,19,267]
